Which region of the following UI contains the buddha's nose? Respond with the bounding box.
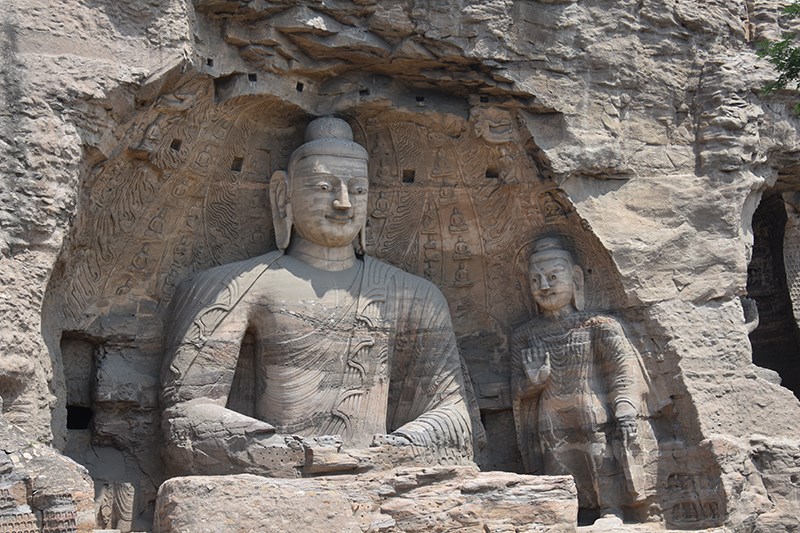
[332,183,351,210]
[539,277,550,290]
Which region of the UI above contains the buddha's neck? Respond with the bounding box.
[286,236,357,271]
[540,305,576,320]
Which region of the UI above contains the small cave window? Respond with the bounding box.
[213,74,237,101]
[359,88,370,96]
[480,95,489,103]
[231,157,244,172]
[206,58,214,67]
[415,96,425,103]
[747,193,800,398]
[170,139,182,151]
[66,405,93,430]
[296,82,304,92]
[402,169,415,184]
[60,333,98,431]
[248,73,258,82]
[485,167,499,179]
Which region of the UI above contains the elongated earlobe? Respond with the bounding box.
[355,223,367,256]
[572,264,585,311]
[269,170,292,250]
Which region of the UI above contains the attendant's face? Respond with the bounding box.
[529,257,575,313]
[289,154,369,248]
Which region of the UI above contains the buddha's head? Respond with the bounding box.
[528,236,585,315]
[269,117,369,251]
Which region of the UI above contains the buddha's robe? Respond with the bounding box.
[162,251,473,476]
[511,313,662,510]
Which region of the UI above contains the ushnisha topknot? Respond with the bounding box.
[288,117,368,171]
[304,116,354,142]
[529,235,575,264]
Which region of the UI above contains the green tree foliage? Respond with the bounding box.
[759,2,800,110]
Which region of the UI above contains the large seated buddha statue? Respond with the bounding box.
[160,117,475,477]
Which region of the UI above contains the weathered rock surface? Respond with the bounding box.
[0,414,94,531]
[0,0,799,531]
[154,466,578,533]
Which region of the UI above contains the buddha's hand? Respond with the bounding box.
[522,348,551,386]
[298,435,370,474]
[181,401,277,440]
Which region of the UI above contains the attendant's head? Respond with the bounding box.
[528,236,585,315]
[270,117,369,251]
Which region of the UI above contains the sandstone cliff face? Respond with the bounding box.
[1,0,799,531]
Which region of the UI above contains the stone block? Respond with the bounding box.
[154,467,577,533]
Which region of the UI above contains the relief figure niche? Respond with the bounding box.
[511,236,665,525]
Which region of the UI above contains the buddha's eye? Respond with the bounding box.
[531,278,539,285]
[351,185,366,195]
[318,182,332,192]
[550,274,557,281]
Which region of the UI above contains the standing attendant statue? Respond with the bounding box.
[511,236,661,523]
[161,117,476,477]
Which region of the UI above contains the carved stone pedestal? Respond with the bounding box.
[154,466,577,533]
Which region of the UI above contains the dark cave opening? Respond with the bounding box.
[66,405,93,430]
[747,193,800,398]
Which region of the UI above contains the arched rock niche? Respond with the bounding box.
[32,71,574,512]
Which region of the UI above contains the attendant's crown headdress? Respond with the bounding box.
[530,235,575,264]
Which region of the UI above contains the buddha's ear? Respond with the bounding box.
[269,170,292,250]
[356,221,367,256]
[572,264,585,311]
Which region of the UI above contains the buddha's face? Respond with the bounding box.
[529,256,576,314]
[289,153,369,248]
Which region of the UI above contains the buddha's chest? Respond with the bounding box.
[241,269,390,377]
[240,271,392,438]
[534,327,594,392]
[254,289,361,342]
[246,264,365,339]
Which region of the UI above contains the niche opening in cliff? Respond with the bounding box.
[60,333,99,437]
[66,405,93,430]
[747,193,800,398]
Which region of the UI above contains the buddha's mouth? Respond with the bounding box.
[326,214,354,223]
[535,290,568,303]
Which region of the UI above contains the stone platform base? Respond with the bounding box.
[154,466,577,532]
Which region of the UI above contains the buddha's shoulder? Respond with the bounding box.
[512,312,624,337]
[177,251,283,291]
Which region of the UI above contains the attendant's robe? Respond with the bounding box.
[511,313,664,510]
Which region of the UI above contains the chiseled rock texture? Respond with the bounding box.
[0,0,799,531]
[154,466,578,533]
[0,414,94,531]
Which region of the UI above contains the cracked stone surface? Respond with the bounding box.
[1,0,800,531]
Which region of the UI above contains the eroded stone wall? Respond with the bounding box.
[1,0,800,531]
